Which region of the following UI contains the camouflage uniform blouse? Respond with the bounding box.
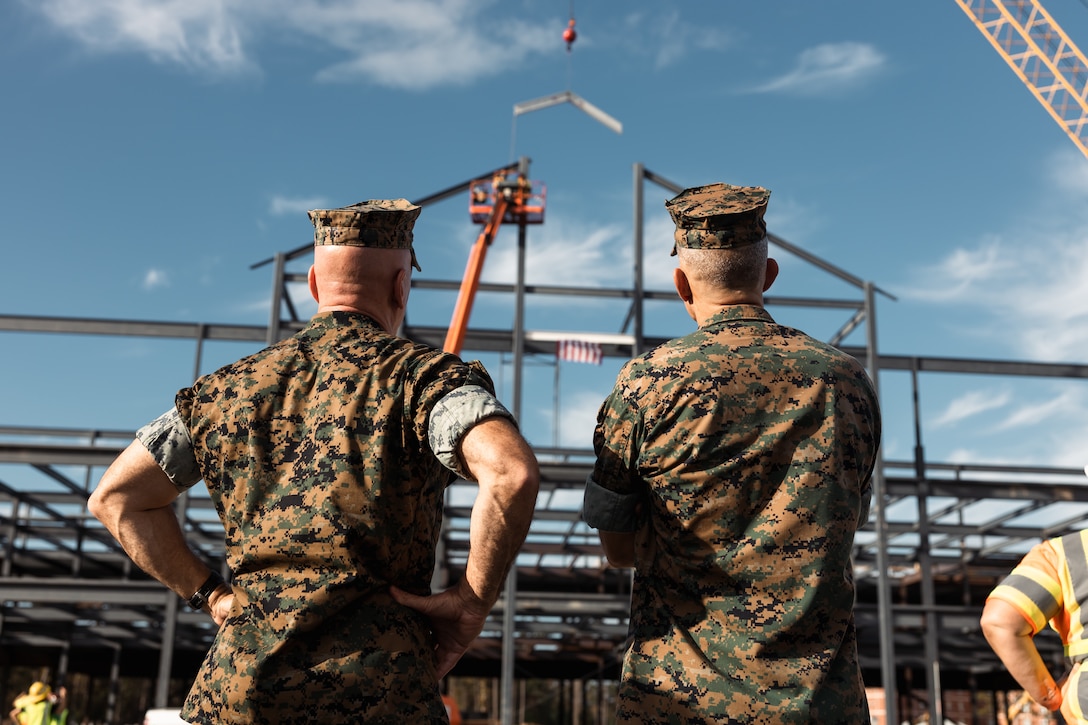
[138,311,511,724]
[584,305,880,724]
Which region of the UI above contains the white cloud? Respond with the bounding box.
[1051,148,1088,195]
[554,389,602,449]
[898,151,1088,363]
[931,388,1010,428]
[902,239,1016,303]
[643,214,679,291]
[751,42,887,96]
[26,0,742,87]
[646,10,732,70]
[904,231,1088,361]
[1049,416,1088,470]
[33,0,254,75]
[313,14,556,90]
[996,388,1081,431]
[616,10,732,70]
[483,220,629,288]
[142,268,169,290]
[270,195,327,216]
[23,0,558,90]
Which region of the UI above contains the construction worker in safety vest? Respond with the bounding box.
[982,529,1088,722]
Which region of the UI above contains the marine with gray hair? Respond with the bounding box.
[583,182,881,722]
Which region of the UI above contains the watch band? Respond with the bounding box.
[187,571,225,611]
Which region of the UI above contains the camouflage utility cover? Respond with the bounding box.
[667,182,770,254]
[584,305,881,723]
[173,311,503,724]
[309,198,423,271]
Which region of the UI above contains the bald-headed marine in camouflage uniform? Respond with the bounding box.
[90,199,539,724]
[583,183,881,723]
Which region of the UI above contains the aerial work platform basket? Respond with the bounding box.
[469,172,546,225]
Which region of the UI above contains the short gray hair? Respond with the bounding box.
[677,237,768,291]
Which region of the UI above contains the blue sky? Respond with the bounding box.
[3,0,1088,474]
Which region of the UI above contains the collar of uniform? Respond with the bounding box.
[702,304,774,328]
[306,310,385,332]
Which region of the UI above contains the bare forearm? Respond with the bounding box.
[981,599,1062,710]
[459,418,539,607]
[90,441,215,605]
[389,416,537,678]
[112,505,210,600]
[985,627,1060,706]
[464,479,535,605]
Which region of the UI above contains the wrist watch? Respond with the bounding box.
[187,571,226,611]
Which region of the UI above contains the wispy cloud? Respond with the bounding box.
[270,195,327,216]
[32,0,254,75]
[142,268,169,291]
[615,10,732,70]
[1052,148,1088,195]
[26,0,743,87]
[901,232,1088,361]
[928,386,1087,470]
[483,220,629,288]
[555,389,603,449]
[643,214,678,290]
[899,149,1088,362]
[903,239,1017,304]
[23,0,558,90]
[312,13,556,90]
[647,10,732,70]
[996,389,1082,431]
[931,388,1011,428]
[750,42,887,96]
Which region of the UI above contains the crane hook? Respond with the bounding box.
[562,18,577,52]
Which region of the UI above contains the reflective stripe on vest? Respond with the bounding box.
[1060,531,1088,663]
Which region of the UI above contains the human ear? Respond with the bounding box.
[763,258,779,292]
[673,267,693,304]
[392,268,410,309]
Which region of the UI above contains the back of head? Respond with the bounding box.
[666,182,771,292]
[308,198,422,271]
[307,198,421,313]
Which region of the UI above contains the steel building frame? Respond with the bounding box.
[2,163,1087,724]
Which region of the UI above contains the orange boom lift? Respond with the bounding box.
[443,158,545,355]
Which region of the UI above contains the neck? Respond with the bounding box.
[689,291,763,327]
[317,303,400,335]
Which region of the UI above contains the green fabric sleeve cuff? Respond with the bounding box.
[136,407,202,491]
[428,385,514,480]
[583,476,641,532]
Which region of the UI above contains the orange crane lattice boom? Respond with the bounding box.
[956,0,1088,160]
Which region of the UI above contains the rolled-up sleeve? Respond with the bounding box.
[136,407,202,491]
[583,476,642,531]
[583,378,645,532]
[428,384,515,480]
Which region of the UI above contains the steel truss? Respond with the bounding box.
[2,163,1087,724]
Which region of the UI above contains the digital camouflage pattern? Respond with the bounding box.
[666,182,770,255]
[173,311,505,724]
[308,198,423,271]
[427,384,511,476]
[585,305,880,723]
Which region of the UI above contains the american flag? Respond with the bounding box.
[556,340,602,365]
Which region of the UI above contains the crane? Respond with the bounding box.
[444,9,610,357]
[956,0,1088,160]
[443,160,546,356]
